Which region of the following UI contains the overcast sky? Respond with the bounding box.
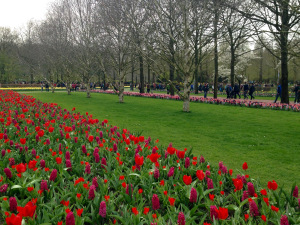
[0,0,55,30]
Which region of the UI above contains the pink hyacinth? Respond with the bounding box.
[200,155,205,163]
[50,169,57,181]
[9,197,17,212]
[241,191,249,201]
[93,147,99,156]
[1,149,5,157]
[293,186,298,198]
[154,168,160,179]
[205,170,211,179]
[280,215,289,225]
[31,149,36,158]
[249,200,259,217]
[185,157,190,168]
[92,177,98,189]
[164,151,169,159]
[210,205,218,221]
[152,194,160,210]
[66,211,75,225]
[247,182,255,196]
[82,145,87,154]
[99,201,106,218]
[113,143,118,151]
[190,187,197,203]
[40,180,48,191]
[40,159,45,168]
[94,153,100,163]
[207,178,214,189]
[4,168,12,179]
[241,175,247,184]
[177,212,185,225]
[101,158,107,168]
[168,167,174,177]
[0,184,8,193]
[65,151,70,160]
[66,159,72,170]
[85,164,91,174]
[88,185,96,200]
[126,184,133,196]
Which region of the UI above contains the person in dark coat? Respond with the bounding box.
[294,83,299,103]
[203,83,209,98]
[226,84,232,99]
[274,83,282,103]
[249,83,255,100]
[45,83,49,92]
[233,83,241,99]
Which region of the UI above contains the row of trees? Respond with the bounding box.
[1,0,300,110]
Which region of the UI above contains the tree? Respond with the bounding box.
[0,27,20,84]
[149,0,206,112]
[228,0,300,103]
[221,0,253,87]
[97,0,133,103]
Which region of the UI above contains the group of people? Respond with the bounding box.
[40,83,49,92]
[225,82,256,100]
[274,83,300,103]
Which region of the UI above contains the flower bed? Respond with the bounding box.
[0,90,299,225]
[90,90,300,112]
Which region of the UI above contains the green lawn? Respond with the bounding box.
[27,91,300,190]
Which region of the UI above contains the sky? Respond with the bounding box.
[0,0,55,30]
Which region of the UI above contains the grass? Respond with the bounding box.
[27,91,300,190]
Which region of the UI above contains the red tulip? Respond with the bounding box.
[183,175,192,185]
[20,138,26,145]
[242,162,248,171]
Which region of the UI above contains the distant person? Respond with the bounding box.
[274,83,282,103]
[226,84,232,99]
[198,83,203,92]
[243,82,249,99]
[249,83,255,100]
[45,83,49,92]
[41,83,44,92]
[233,83,241,99]
[147,84,150,93]
[203,83,209,98]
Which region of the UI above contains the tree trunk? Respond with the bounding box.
[147,63,151,84]
[259,48,263,83]
[194,30,199,94]
[230,45,235,87]
[280,2,289,104]
[50,80,55,93]
[139,54,144,93]
[213,3,219,99]
[66,82,71,95]
[118,80,124,103]
[169,38,175,96]
[131,61,134,91]
[182,76,190,112]
[86,83,91,98]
